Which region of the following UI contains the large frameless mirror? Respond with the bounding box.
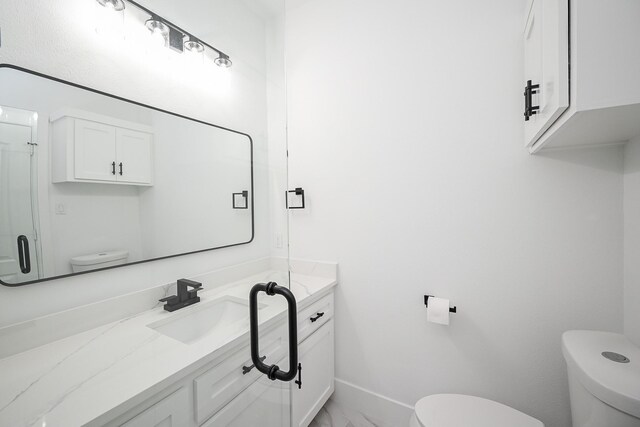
[0,65,253,286]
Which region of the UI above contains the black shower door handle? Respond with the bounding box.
[17,235,31,274]
[249,282,298,382]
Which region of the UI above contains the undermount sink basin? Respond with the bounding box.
[148,296,254,344]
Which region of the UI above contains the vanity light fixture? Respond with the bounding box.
[145,17,170,47]
[214,53,233,68]
[97,0,125,11]
[94,0,232,67]
[184,37,205,54]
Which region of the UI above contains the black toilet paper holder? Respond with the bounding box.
[424,295,457,313]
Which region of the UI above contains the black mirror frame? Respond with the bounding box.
[0,63,255,287]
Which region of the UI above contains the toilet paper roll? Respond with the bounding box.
[427,297,450,325]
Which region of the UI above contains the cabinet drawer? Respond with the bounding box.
[194,324,286,424]
[121,387,189,427]
[298,293,333,342]
[200,357,290,427]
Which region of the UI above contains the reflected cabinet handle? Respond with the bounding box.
[249,282,298,382]
[111,161,116,175]
[17,235,31,274]
[523,80,540,121]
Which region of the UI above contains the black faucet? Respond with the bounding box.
[159,279,203,312]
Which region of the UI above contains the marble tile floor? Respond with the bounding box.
[309,399,395,427]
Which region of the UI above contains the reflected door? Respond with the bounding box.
[0,113,41,283]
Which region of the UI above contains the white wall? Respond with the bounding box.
[0,0,285,326]
[624,137,640,346]
[285,1,624,426]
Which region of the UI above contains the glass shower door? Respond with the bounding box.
[0,108,41,284]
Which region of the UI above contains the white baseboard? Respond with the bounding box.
[331,378,414,427]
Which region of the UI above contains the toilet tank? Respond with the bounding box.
[70,250,129,273]
[562,330,640,427]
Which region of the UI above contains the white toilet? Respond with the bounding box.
[562,330,640,427]
[410,394,543,427]
[70,250,129,273]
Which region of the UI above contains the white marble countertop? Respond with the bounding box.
[0,268,336,427]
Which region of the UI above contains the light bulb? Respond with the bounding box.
[96,0,125,11]
[214,54,232,68]
[145,18,169,48]
[184,38,204,54]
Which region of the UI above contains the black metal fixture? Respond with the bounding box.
[523,80,540,121]
[95,0,232,67]
[310,312,325,322]
[159,278,203,312]
[294,363,302,389]
[232,191,249,209]
[249,282,299,382]
[17,235,30,274]
[242,356,266,375]
[423,295,457,313]
[286,187,305,209]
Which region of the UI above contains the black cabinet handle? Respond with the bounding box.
[242,356,266,375]
[310,312,325,322]
[17,235,31,274]
[524,80,540,121]
[119,162,123,176]
[249,282,298,382]
[294,363,302,389]
[111,161,116,175]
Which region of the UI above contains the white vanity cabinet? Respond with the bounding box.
[292,320,335,427]
[524,0,640,153]
[120,388,190,427]
[102,290,335,427]
[51,112,154,185]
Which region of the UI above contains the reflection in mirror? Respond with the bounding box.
[0,66,253,286]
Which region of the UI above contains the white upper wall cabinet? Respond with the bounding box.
[51,110,154,185]
[115,128,153,184]
[525,0,640,153]
[74,119,117,182]
[523,0,569,149]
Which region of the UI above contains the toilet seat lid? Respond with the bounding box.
[414,394,543,427]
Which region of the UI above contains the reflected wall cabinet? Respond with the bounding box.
[524,0,640,153]
[51,111,154,185]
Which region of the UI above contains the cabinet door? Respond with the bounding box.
[523,0,569,147]
[121,388,190,427]
[292,320,335,427]
[116,128,153,184]
[201,358,291,427]
[74,119,117,181]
